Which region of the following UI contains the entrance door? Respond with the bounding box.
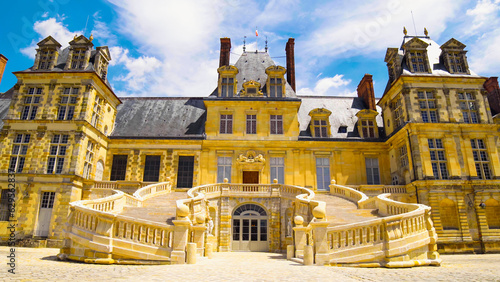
[232,204,268,251]
[35,192,55,237]
[243,171,259,184]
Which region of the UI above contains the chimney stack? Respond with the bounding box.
[484,77,500,116]
[285,38,296,91]
[357,74,376,111]
[0,54,7,88]
[219,38,231,68]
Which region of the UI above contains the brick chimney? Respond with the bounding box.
[357,74,376,111]
[219,38,231,68]
[285,38,296,91]
[484,77,500,115]
[0,54,8,87]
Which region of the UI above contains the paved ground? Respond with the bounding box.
[2,247,500,281]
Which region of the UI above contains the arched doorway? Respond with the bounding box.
[232,203,269,251]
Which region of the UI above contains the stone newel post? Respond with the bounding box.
[293,215,308,258]
[171,203,191,264]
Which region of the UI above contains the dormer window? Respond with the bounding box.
[402,37,431,74]
[217,65,238,97]
[440,38,470,75]
[409,51,427,73]
[309,108,332,138]
[356,109,379,139]
[265,66,286,98]
[241,81,263,97]
[38,49,55,70]
[95,46,111,81]
[33,35,61,71]
[71,48,87,70]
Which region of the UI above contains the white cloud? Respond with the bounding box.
[91,11,117,46]
[20,18,81,58]
[297,74,355,96]
[469,29,500,75]
[465,0,500,35]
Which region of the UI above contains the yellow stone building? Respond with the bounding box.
[0,30,499,264]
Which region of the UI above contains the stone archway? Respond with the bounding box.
[231,203,269,252]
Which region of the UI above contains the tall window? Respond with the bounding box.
[143,155,161,182]
[458,92,479,124]
[471,139,491,179]
[58,87,79,120]
[246,115,256,134]
[393,98,404,128]
[447,52,466,73]
[316,157,330,191]
[9,134,30,173]
[177,156,194,188]
[110,155,128,181]
[418,91,438,123]
[270,115,283,135]
[47,134,68,174]
[269,78,282,97]
[409,51,427,72]
[360,120,376,138]
[71,48,86,70]
[21,87,42,120]
[217,157,232,183]
[270,157,284,184]
[365,158,380,184]
[83,141,94,179]
[220,114,233,134]
[220,77,234,97]
[91,96,102,128]
[428,139,448,179]
[313,119,328,137]
[0,190,11,221]
[399,145,408,168]
[38,49,55,70]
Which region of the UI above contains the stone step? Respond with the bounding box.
[120,191,187,224]
[313,193,380,227]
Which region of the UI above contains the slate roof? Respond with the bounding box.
[210,51,296,98]
[297,96,384,139]
[110,97,206,139]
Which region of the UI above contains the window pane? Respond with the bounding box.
[110,155,128,181]
[177,156,194,188]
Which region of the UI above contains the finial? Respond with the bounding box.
[243,36,246,53]
[424,28,428,37]
[74,34,78,40]
[89,33,94,42]
[403,27,407,36]
[265,36,268,52]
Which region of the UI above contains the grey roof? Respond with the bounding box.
[110,97,206,138]
[210,51,296,98]
[297,96,384,139]
[0,87,13,129]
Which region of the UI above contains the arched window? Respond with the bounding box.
[95,160,104,181]
[233,204,266,216]
[439,198,459,230]
[485,198,500,229]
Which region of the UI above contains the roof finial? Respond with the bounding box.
[74,34,78,40]
[243,36,246,53]
[403,26,407,36]
[89,33,94,42]
[424,27,428,37]
[265,36,268,52]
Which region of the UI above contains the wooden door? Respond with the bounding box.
[242,171,259,184]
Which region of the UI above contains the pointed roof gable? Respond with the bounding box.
[69,35,94,48]
[384,48,399,62]
[440,38,466,50]
[37,36,62,48]
[402,37,429,50]
[96,46,111,61]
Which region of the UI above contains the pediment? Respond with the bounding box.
[265,65,286,75]
[403,37,429,50]
[69,35,94,47]
[37,36,62,48]
[96,46,111,61]
[441,38,466,50]
[308,108,332,117]
[384,48,399,63]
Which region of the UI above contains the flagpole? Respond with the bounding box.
[256,26,258,52]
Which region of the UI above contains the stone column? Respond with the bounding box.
[311,221,330,265]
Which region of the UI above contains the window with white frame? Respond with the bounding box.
[217,157,232,183]
[428,139,448,179]
[270,157,284,184]
[58,87,79,120]
[316,157,330,191]
[471,139,491,179]
[399,144,408,168]
[220,114,233,134]
[21,87,42,120]
[360,120,376,138]
[365,158,380,184]
[91,96,102,128]
[269,77,283,98]
[47,134,68,174]
[246,114,256,134]
[458,92,479,124]
[9,134,30,173]
[220,77,234,97]
[418,91,438,123]
[270,115,283,135]
[83,141,94,179]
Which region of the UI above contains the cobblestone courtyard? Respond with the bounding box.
[2,247,500,281]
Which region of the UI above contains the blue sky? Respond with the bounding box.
[1,0,499,98]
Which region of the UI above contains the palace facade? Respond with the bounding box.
[0,30,499,259]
